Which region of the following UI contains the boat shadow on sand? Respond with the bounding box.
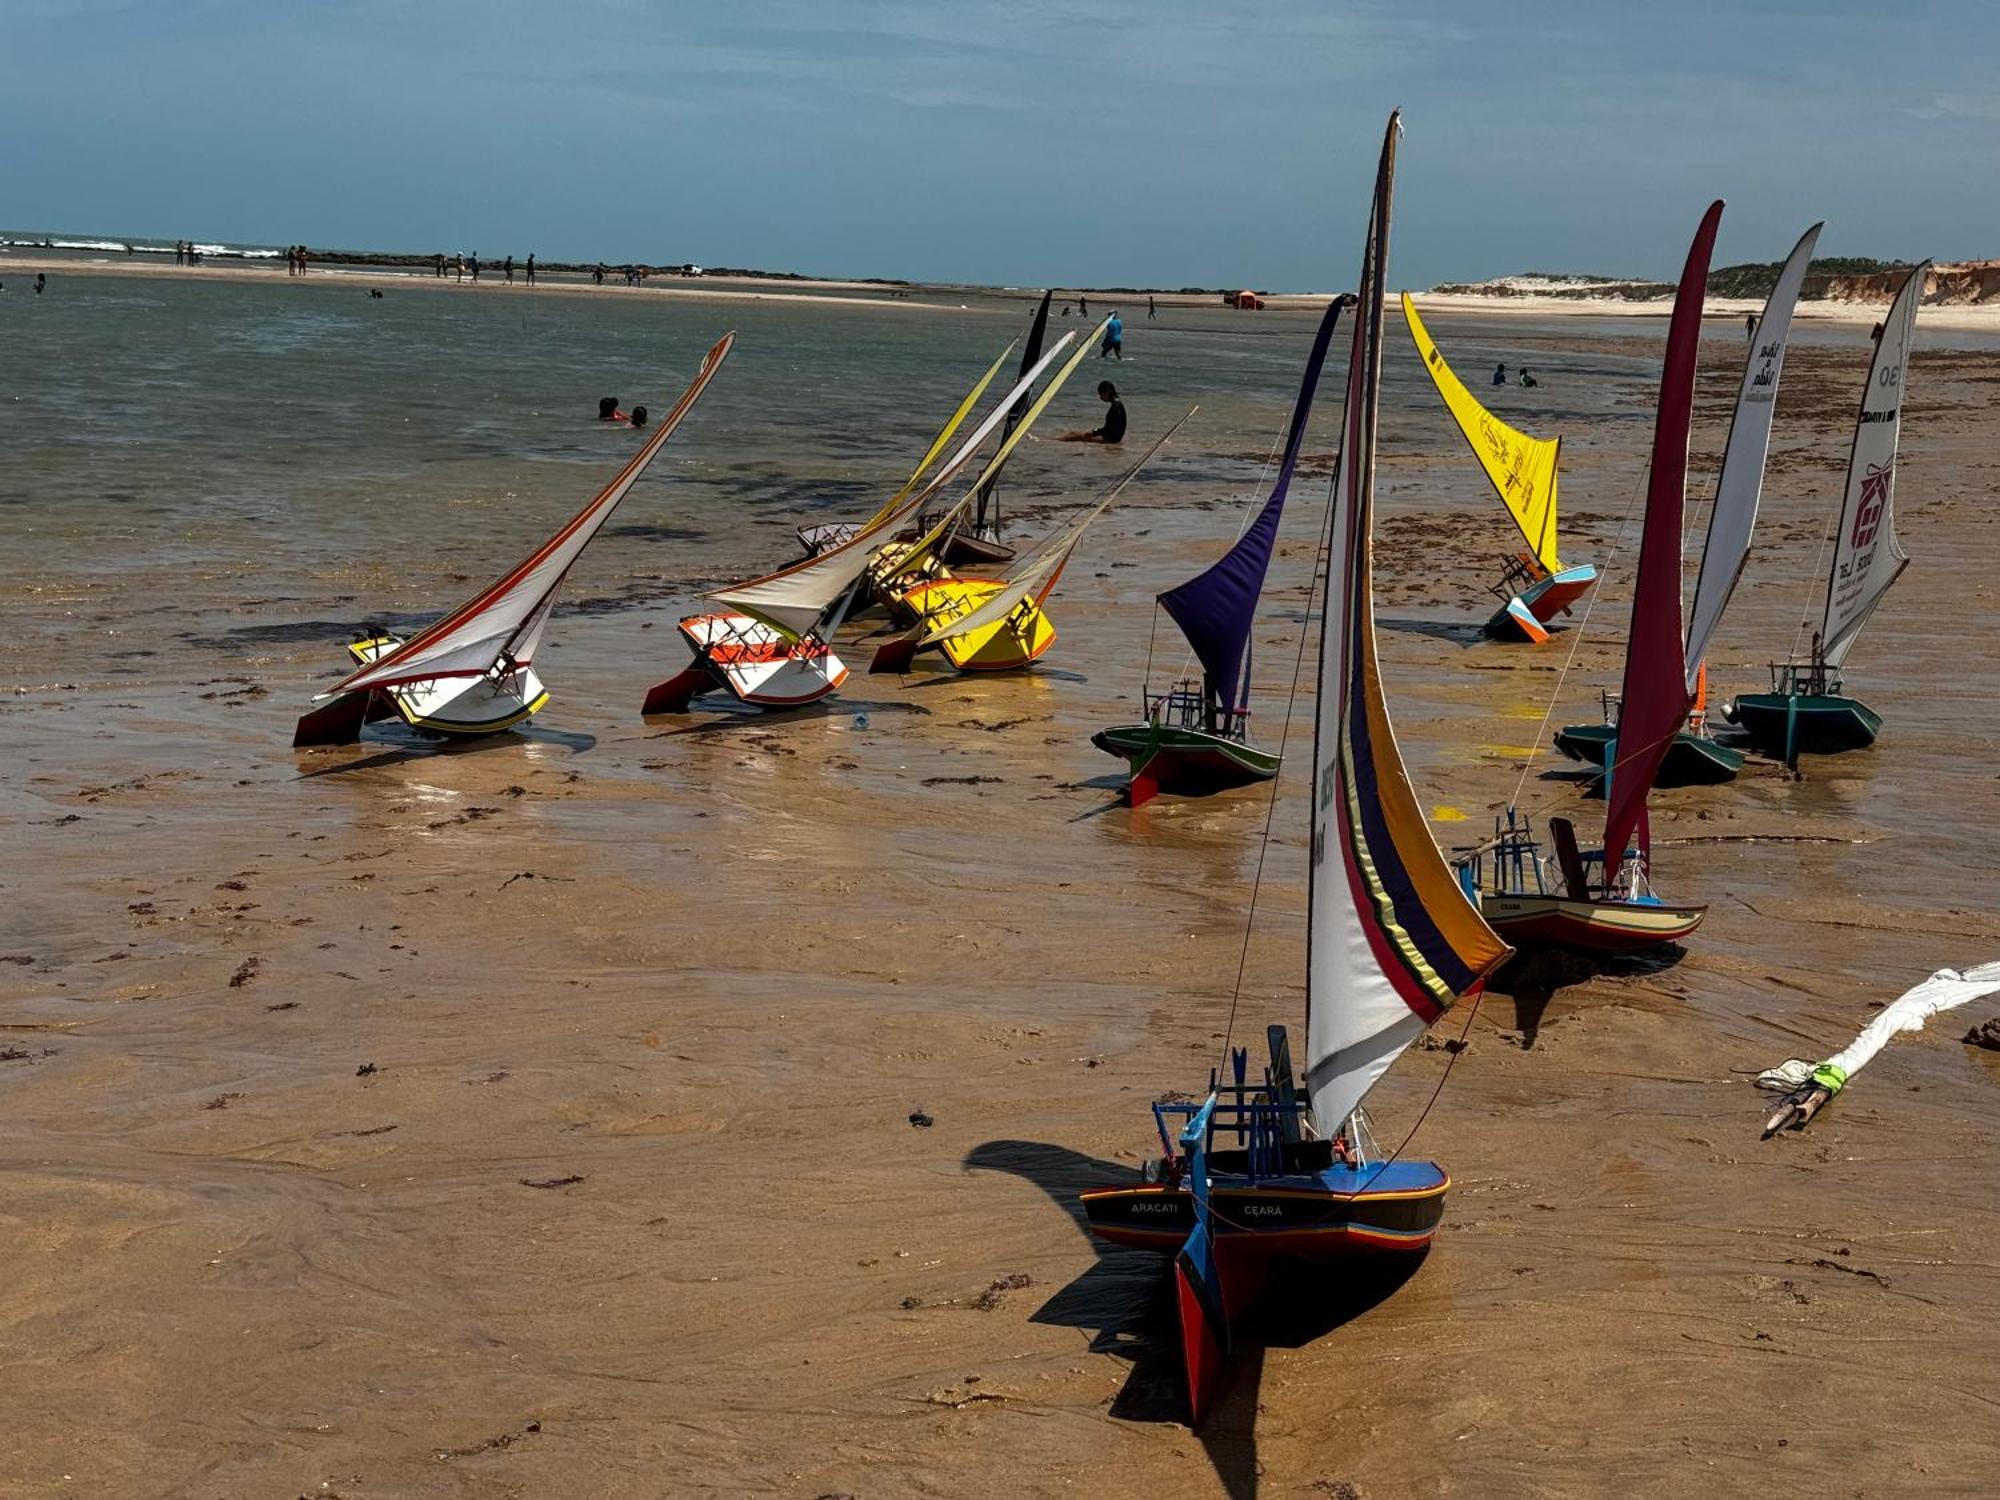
[965,1138,1419,1500]
[643,696,932,734]
[293,723,596,777]
[1484,943,1691,1046]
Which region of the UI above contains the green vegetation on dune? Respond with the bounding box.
[1706,256,1913,298]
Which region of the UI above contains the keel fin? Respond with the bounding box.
[293,691,372,747]
[869,636,921,676]
[1127,756,1160,808]
[1175,1220,1228,1427]
[642,668,712,716]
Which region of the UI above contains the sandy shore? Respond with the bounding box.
[5,311,2000,1497]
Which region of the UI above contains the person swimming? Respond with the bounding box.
[629,405,649,430]
[1492,362,1506,386]
[1518,368,1538,388]
[598,396,629,423]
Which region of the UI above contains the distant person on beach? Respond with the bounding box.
[1061,304,1071,316]
[629,405,649,430]
[1492,362,1507,386]
[1518,368,1538,388]
[1745,312,1757,339]
[1870,321,1884,342]
[455,254,465,283]
[1060,381,1126,444]
[1100,310,1123,359]
[526,254,536,286]
[434,253,445,278]
[504,255,514,284]
[1147,295,1156,320]
[1079,294,1089,318]
[593,263,605,286]
[368,287,384,299]
[35,273,46,295]
[598,396,629,423]
[471,254,481,283]
[300,246,311,275]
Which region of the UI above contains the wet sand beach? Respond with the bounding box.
[4,274,1999,1497]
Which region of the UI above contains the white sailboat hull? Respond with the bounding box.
[678,613,848,706]
[349,637,548,736]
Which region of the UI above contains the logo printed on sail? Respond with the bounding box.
[1850,463,1891,548]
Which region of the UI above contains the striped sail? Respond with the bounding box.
[1304,114,1513,1137]
[1821,261,1926,668]
[1683,223,1822,686]
[1402,292,1563,574]
[322,332,735,699]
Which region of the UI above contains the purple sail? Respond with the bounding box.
[1159,297,1344,713]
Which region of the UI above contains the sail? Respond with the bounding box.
[1304,114,1512,1139]
[1402,292,1562,573]
[1157,297,1343,714]
[972,290,1053,532]
[1602,202,1722,867]
[322,331,735,699]
[914,410,1194,646]
[1683,223,1822,685]
[1821,261,1926,668]
[710,326,1093,637]
[864,341,1014,531]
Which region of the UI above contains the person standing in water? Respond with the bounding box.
[504,254,514,284]
[35,273,47,295]
[1745,312,1757,340]
[526,254,536,286]
[1492,362,1507,386]
[1100,309,1123,360]
[1147,295,1156,320]
[1079,293,1089,318]
[1060,381,1126,444]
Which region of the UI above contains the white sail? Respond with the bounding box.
[708,327,1092,638]
[913,410,1194,646]
[1822,262,1926,668]
[324,332,735,698]
[1683,224,1822,687]
[1303,114,1512,1139]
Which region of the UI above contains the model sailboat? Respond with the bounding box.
[645,326,1098,712]
[293,333,735,747]
[1466,204,1722,954]
[1555,224,1824,787]
[871,411,1194,677]
[1727,260,1927,761]
[1401,294,1594,642]
[1090,297,1344,805]
[1081,114,1512,1426]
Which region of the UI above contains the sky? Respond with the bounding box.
[3,0,1996,289]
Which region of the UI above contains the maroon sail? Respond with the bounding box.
[1602,201,1722,870]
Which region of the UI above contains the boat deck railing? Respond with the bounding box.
[1145,682,1248,740]
[1155,1085,1308,1185]
[1767,658,1841,697]
[1488,552,1547,602]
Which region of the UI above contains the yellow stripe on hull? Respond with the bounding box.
[900,578,1056,671]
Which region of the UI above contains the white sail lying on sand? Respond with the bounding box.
[1757,961,2000,1134]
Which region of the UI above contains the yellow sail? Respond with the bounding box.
[1401,293,1562,573]
[863,342,1015,530]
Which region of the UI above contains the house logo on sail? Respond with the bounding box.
[1851,463,1891,549]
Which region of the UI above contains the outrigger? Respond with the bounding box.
[1091,295,1344,805]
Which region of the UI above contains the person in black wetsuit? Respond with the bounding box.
[1060,381,1126,444]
